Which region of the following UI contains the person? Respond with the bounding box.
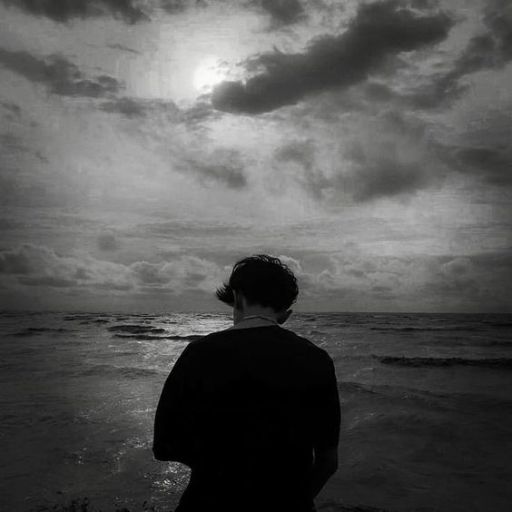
[153,254,340,512]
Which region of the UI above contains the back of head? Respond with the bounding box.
[216,254,298,312]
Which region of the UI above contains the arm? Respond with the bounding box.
[153,345,195,465]
[310,446,338,499]
[310,354,341,500]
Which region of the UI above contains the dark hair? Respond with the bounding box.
[216,254,298,311]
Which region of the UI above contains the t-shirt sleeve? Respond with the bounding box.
[153,343,197,465]
[312,353,341,451]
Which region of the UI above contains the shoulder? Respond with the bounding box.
[283,328,332,356]
[271,328,335,372]
[183,327,333,366]
[180,328,233,355]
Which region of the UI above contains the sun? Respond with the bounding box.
[193,56,227,93]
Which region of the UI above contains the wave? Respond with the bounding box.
[376,355,512,369]
[482,321,512,328]
[485,340,512,347]
[417,337,512,348]
[108,324,167,335]
[10,327,72,336]
[81,364,159,378]
[339,380,512,411]
[369,325,480,332]
[112,333,203,342]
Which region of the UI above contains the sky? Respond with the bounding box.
[0,0,511,313]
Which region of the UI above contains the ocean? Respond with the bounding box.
[1,311,511,512]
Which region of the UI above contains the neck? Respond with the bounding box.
[229,313,278,331]
[240,314,277,323]
[234,307,278,325]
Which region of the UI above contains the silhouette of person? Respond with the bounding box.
[153,255,340,512]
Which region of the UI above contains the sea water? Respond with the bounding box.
[0,312,511,512]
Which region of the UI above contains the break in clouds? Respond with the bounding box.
[0,0,511,312]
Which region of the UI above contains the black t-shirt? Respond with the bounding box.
[153,325,340,512]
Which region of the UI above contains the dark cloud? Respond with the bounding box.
[422,251,512,309]
[427,106,512,186]
[98,96,219,130]
[297,249,512,312]
[296,156,428,203]
[0,101,21,117]
[160,0,189,14]
[0,244,223,297]
[251,0,305,28]
[211,0,453,114]
[18,276,78,287]
[100,97,147,117]
[181,100,221,125]
[274,111,433,203]
[450,146,512,186]
[181,148,248,189]
[99,97,184,119]
[400,0,512,109]
[1,0,148,24]
[451,0,512,76]
[0,246,33,274]
[160,0,226,15]
[0,133,29,152]
[0,49,121,98]
[131,261,171,285]
[130,255,223,293]
[274,139,315,170]
[97,233,119,251]
[347,158,428,202]
[107,43,140,54]
[483,0,512,63]
[0,244,133,290]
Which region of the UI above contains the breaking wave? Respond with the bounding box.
[376,356,512,369]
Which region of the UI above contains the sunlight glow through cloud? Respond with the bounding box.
[193,56,229,93]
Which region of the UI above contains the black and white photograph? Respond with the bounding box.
[1,1,511,511]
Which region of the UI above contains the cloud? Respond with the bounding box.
[480,0,512,64]
[398,0,512,110]
[274,139,315,170]
[160,0,190,14]
[1,245,510,312]
[100,97,148,117]
[0,49,121,98]
[421,252,512,309]
[1,0,148,24]
[431,107,512,187]
[345,157,429,202]
[0,244,226,296]
[179,148,248,189]
[286,252,404,307]
[211,0,453,114]
[273,111,435,202]
[0,244,133,290]
[99,96,218,126]
[251,0,305,28]
[292,249,512,312]
[107,43,140,54]
[97,233,119,251]
[0,101,21,117]
[0,133,29,153]
[449,146,512,186]
[130,256,223,292]
[446,0,512,79]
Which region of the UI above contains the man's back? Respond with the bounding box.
[153,325,340,512]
